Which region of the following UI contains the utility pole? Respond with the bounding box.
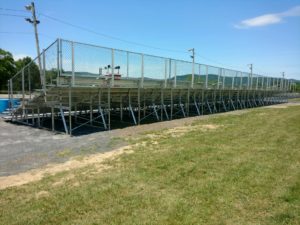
[189,48,195,88]
[25,2,42,75]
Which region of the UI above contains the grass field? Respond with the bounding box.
[0,103,300,225]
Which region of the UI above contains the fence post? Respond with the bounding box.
[222,69,225,89]
[141,53,144,88]
[250,72,253,90]
[173,60,177,88]
[7,80,10,108]
[10,79,13,115]
[69,85,72,136]
[217,68,221,89]
[126,51,129,78]
[247,73,250,90]
[57,39,60,82]
[111,49,114,87]
[198,64,201,87]
[22,68,25,101]
[205,65,208,89]
[71,42,75,86]
[285,79,288,91]
[22,68,25,118]
[28,66,31,99]
[191,61,194,89]
[60,39,63,77]
[42,49,46,92]
[232,72,236,89]
[164,59,167,88]
[169,58,171,80]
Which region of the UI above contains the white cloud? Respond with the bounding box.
[235,5,300,29]
[280,5,300,17]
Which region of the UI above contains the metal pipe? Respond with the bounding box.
[42,49,46,91]
[71,42,75,86]
[205,65,208,89]
[127,51,129,78]
[51,107,55,131]
[217,68,221,89]
[174,60,177,88]
[22,69,25,116]
[69,86,72,136]
[232,72,236,90]
[111,49,115,87]
[141,53,144,88]
[164,59,167,88]
[240,72,243,89]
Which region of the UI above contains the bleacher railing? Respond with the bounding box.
[58,39,293,90]
[8,38,294,107]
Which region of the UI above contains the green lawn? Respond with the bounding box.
[1,104,300,225]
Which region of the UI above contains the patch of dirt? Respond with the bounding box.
[223,110,249,116]
[266,105,288,109]
[35,190,50,199]
[264,102,300,109]
[0,146,133,190]
[201,124,219,129]
[164,124,221,138]
[52,174,75,187]
[258,113,267,116]
[144,124,221,139]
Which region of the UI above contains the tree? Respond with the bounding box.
[15,57,33,71]
[0,49,17,90]
[15,57,41,90]
[0,50,42,92]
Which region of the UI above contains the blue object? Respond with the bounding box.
[0,98,20,113]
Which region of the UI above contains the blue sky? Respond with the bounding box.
[0,0,300,79]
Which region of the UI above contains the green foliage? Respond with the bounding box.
[0,49,16,90]
[15,57,33,71]
[45,68,58,86]
[0,50,41,91]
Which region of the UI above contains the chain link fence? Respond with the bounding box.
[8,38,294,106]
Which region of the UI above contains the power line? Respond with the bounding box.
[1,7,269,74]
[195,53,246,71]
[0,31,55,39]
[0,7,244,68]
[252,66,272,76]
[2,8,182,53]
[0,13,27,18]
[0,7,28,13]
[0,31,32,34]
[35,13,252,71]
[4,7,185,54]
[39,13,188,54]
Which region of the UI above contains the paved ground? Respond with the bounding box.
[0,115,210,176]
[0,120,127,176]
[1,103,294,177]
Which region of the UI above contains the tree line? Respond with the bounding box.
[0,48,40,91]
